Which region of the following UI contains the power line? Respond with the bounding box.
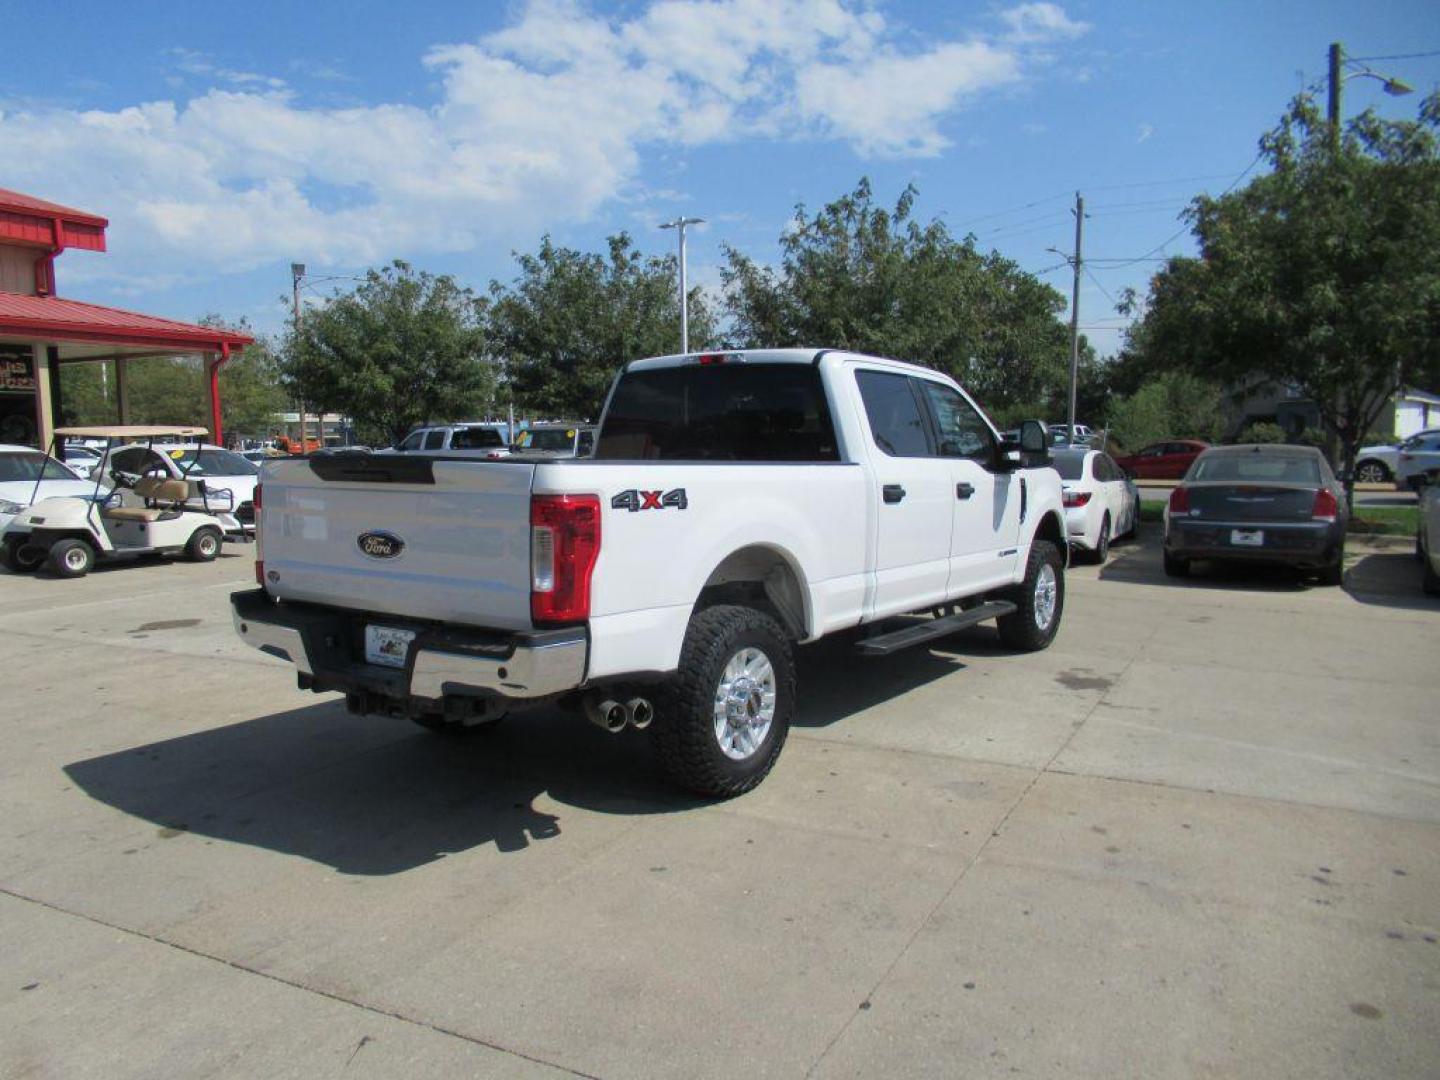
[1082,266,1120,308]
[1348,48,1440,62]
[1085,149,1267,271]
[951,190,1071,231]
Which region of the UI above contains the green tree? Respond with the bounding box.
[285,261,493,445]
[57,316,285,443]
[721,178,1082,418]
[199,316,288,440]
[1105,372,1225,454]
[1122,92,1440,499]
[486,234,713,419]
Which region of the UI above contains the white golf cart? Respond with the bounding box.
[1,425,249,578]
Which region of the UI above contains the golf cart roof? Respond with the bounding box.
[54,425,210,438]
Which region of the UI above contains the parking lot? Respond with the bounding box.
[2,529,1438,1079]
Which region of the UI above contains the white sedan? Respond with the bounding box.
[92,443,260,523]
[0,444,97,534]
[1420,472,1440,596]
[1051,447,1140,565]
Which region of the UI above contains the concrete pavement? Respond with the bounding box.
[1,534,1437,1078]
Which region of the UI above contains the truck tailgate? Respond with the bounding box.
[260,456,536,630]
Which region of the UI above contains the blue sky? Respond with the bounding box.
[4,1,1439,358]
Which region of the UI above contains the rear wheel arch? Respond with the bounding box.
[694,544,809,641]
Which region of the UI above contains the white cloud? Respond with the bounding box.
[0,1,1088,281]
[1000,3,1090,44]
[1137,122,1154,143]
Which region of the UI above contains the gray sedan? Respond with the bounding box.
[1163,444,1348,585]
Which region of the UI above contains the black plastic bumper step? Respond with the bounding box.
[855,601,1018,657]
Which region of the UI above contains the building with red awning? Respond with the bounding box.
[0,187,252,450]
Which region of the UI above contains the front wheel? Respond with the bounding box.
[49,538,95,578]
[1,537,44,573]
[997,540,1064,651]
[655,605,795,798]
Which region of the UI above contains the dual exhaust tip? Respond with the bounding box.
[587,696,653,733]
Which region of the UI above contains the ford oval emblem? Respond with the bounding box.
[357,531,405,559]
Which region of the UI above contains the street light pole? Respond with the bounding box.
[659,217,704,354]
[291,262,307,453]
[1327,41,1415,154]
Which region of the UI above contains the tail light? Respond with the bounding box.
[1169,486,1191,514]
[1312,488,1339,522]
[1062,490,1092,508]
[252,484,264,587]
[531,494,601,625]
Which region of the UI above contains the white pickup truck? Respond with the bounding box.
[232,349,1067,796]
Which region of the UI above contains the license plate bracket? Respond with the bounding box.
[1230,529,1264,547]
[365,625,416,669]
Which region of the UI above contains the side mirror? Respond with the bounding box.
[1017,419,1050,465]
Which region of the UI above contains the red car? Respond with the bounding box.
[1114,439,1210,480]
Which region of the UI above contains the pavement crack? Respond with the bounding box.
[0,887,601,1080]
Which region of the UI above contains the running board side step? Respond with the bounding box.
[855,601,1018,657]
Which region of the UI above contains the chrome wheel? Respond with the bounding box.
[64,547,89,573]
[1355,461,1387,484]
[713,647,777,761]
[198,533,219,557]
[1033,562,1058,631]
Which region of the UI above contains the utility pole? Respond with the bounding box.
[1067,192,1084,444]
[659,217,704,354]
[291,263,307,454]
[1328,41,1343,154]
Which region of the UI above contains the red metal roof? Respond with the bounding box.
[0,187,108,252]
[0,188,107,227]
[0,293,252,351]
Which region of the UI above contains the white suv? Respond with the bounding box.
[392,425,510,457]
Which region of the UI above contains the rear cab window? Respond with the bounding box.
[596,363,839,461]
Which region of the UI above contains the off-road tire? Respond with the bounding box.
[996,540,1064,652]
[654,604,795,798]
[1,537,43,573]
[49,538,94,579]
[1163,550,1190,578]
[186,527,223,562]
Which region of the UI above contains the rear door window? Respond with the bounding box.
[596,363,839,461]
[423,430,446,451]
[855,371,930,458]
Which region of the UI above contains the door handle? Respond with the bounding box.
[955,482,974,500]
[882,484,906,504]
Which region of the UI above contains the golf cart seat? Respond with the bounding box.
[104,476,190,522]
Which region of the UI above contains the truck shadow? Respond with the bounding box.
[1343,552,1440,612]
[64,700,696,876]
[793,624,996,729]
